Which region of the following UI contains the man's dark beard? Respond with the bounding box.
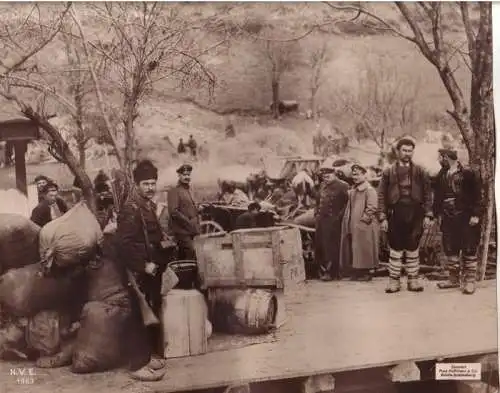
[440,160,450,169]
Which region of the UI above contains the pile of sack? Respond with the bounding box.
[0,202,134,373]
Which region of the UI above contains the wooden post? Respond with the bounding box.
[14,141,27,196]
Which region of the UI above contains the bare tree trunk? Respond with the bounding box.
[77,139,86,171]
[479,179,494,280]
[19,106,96,213]
[272,79,280,119]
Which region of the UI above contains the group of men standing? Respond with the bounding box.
[315,136,482,295]
[31,161,199,382]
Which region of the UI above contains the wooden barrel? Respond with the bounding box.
[208,288,277,335]
[161,289,208,358]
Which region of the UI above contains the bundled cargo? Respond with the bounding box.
[86,256,128,302]
[72,300,130,373]
[39,202,103,269]
[0,214,40,274]
[0,321,28,360]
[0,264,80,317]
[25,310,73,357]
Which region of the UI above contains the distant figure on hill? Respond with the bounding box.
[225,123,235,138]
[198,141,209,161]
[177,138,186,154]
[187,135,197,158]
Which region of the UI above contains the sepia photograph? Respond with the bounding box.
[0,2,496,393]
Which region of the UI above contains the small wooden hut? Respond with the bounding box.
[0,118,40,196]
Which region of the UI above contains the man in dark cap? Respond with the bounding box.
[167,164,200,260]
[116,159,169,381]
[34,175,50,202]
[433,147,481,294]
[314,163,349,281]
[235,201,261,230]
[31,180,69,227]
[378,136,433,293]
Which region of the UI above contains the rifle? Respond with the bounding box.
[126,270,160,326]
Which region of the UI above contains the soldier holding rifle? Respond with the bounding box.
[116,159,174,381]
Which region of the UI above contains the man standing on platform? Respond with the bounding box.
[314,163,349,281]
[116,159,168,381]
[168,164,200,260]
[433,148,481,294]
[378,136,433,293]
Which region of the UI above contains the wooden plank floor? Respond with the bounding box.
[0,278,497,393]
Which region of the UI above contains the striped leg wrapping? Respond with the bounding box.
[437,255,460,289]
[447,256,460,281]
[388,249,403,280]
[406,249,423,292]
[463,255,478,283]
[405,249,420,279]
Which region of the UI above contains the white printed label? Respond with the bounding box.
[435,363,482,380]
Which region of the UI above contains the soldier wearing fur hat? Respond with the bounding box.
[314,162,349,281]
[433,147,481,294]
[378,136,433,293]
[167,164,200,260]
[116,159,170,381]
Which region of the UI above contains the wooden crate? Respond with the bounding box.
[194,226,306,290]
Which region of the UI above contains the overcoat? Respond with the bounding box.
[339,181,379,271]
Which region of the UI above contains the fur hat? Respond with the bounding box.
[40,180,59,195]
[34,175,49,184]
[133,159,158,183]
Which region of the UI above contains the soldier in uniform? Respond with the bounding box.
[167,164,200,260]
[314,163,349,281]
[378,136,433,293]
[433,148,481,294]
[116,159,170,381]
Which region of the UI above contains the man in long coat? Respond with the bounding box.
[116,159,169,381]
[378,136,433,293]
[167,164,200,260]
[314,163,349,281]
[433,148,481,294]
[339,163,379,281]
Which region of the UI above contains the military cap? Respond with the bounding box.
[176,164,193,174]
[351,163,367,174]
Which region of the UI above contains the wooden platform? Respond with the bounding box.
[0,278,497,393]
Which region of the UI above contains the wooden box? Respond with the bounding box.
[162,289,208,358]
[194,226,306,290]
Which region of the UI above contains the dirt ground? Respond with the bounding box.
[0,278,497,393]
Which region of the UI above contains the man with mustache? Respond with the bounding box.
[167,164,200,260]
[116,159,168,381]
[433,147,481,294]
[378,136,433,293]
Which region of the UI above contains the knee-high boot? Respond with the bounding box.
[437,255,460,289]
[406,248,423,292]
[386,248,403,293]
[462,255,478,295]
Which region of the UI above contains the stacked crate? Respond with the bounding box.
[194,226,306,334]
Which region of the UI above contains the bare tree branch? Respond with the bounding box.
[2,2,72,74]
